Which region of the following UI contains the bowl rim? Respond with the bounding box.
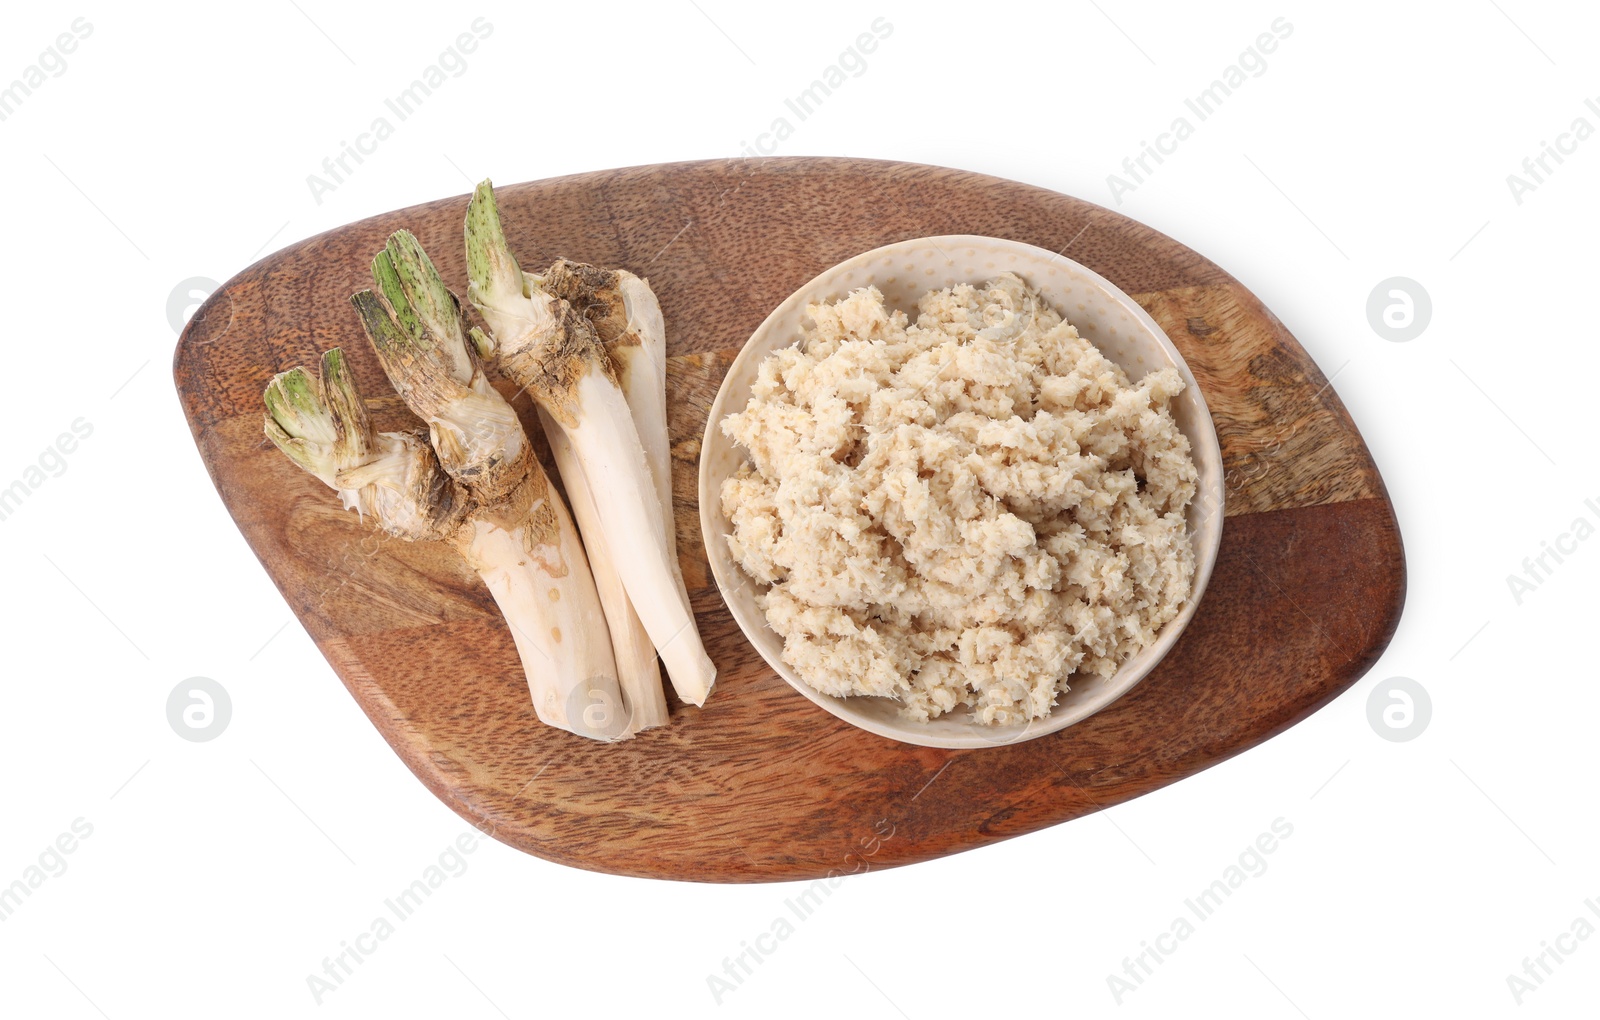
[698,234,1225,749]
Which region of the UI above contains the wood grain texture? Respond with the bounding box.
[173,158,1405,882]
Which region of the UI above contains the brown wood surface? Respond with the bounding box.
[173,158,1405,882]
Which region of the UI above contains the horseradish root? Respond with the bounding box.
[265,229,644,740]
[465,179,716,707]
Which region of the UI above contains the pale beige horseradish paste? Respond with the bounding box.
[719,274,1198,725]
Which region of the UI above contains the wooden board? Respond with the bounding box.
[174,158,1405,882]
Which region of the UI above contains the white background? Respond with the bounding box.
[1,1,1594,1016]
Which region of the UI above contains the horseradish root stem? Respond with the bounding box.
[466,179,716,706]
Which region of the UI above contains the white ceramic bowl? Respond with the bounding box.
[698,236,1224,748]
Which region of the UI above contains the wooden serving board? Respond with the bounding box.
[174,158,1404,882]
